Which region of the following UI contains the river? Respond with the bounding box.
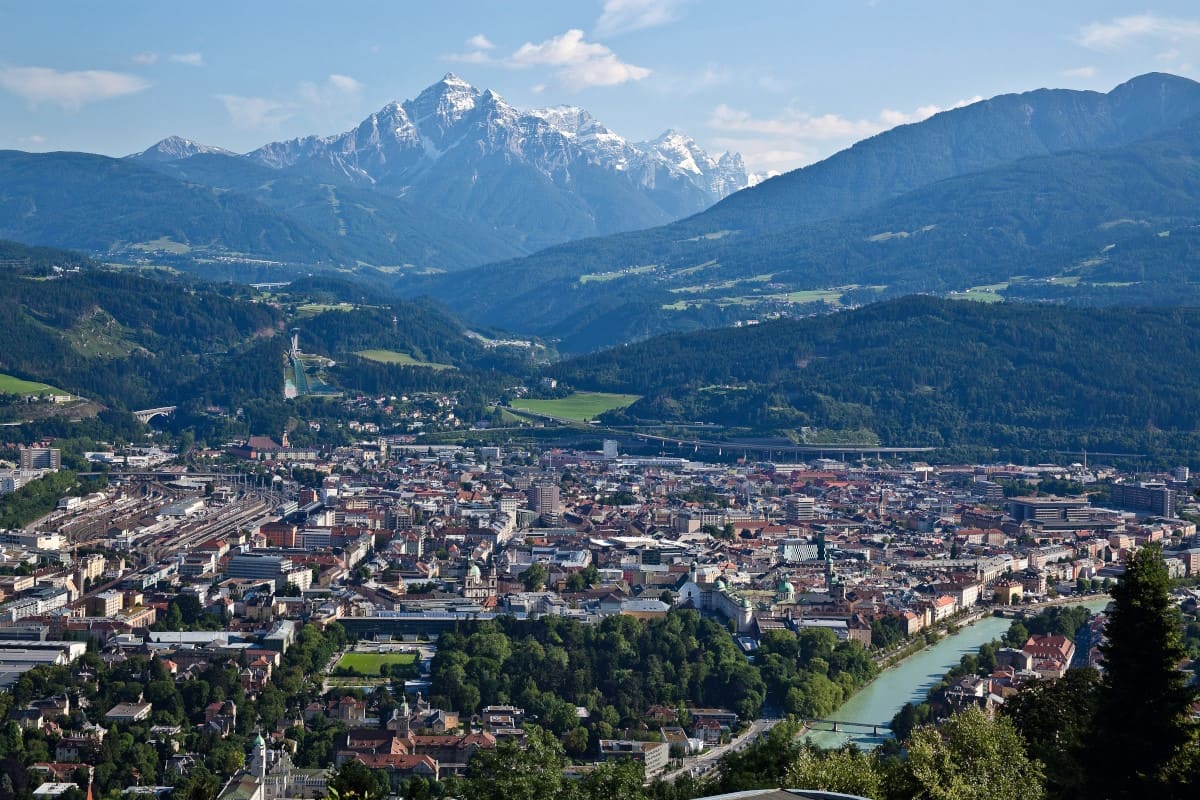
[806,598,1111,749]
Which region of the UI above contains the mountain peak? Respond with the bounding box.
[127,135,233,163]
[410,74,482,127]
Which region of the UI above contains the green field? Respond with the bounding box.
[355,349,456,370]
[335,652,417,673]
[509,391,641,421]
[0,373,70,397]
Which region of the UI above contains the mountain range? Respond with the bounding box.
[405,72,1200,351]
[0,75,747,274]
[243,74,752,250]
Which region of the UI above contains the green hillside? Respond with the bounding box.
[0,250,286,409]
[549,297,1200,462]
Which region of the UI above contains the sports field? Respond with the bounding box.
[335,652,417,673]
[509,391,640,422]
[0,373,69,397]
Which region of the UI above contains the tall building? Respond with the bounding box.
[19,447,61,471]
[527,483,561,524]
[784,495,816,523]
[602,440,619,460]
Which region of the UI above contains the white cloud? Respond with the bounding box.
[595,0,682,36]
[0,66,150,110]
[326,74,363,94]
[298,73,364,110]
[132,52,159,66]
[447,50,493,65]
[467,34,495,50]
[708,95,982,173]
[18,134,47,146]
[448,33,497,64]
[508,29,650,88]
[218,74,364,132]
[1077,14,1200,50]
[1061,66,1097,78]
[169,52,205,67]
[215,94,294,132]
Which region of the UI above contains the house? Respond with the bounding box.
[691,718,722,746]
[598,739,670,778]
[931,594,957,622]
[106,701,152,724]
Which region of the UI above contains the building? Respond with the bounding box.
[785,495,816,523]
[527,483,561,524]
[106,701,153,724]
[1004,497,1091,524]
[1108,482,1175,518]
[86,591,123,618]
[598,739,670,778]
[19,447,61,471]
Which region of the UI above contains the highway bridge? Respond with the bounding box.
[132,406,176,424]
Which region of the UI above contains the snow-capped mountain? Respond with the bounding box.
[130,135,234,162]
[247,74,750,249]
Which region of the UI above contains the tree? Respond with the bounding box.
[1003,667,1099,800]
[893,707,1045,800]
[784,743,883,799]
[327,758,389,800]
[1088,544,1198,798]
[463,726,565,800]
[522,563,548,592]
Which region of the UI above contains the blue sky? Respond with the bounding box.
[2,1,1199,173]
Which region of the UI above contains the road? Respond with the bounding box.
[658,712,781,783]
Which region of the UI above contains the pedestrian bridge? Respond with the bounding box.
[803,719,890,735]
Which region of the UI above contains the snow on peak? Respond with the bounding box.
[128,135,234,162]
[410,74,482,126]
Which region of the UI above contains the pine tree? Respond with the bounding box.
[1089,544,1198,798]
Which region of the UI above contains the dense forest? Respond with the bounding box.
[550,296,1200,463]
[427,609,876,757]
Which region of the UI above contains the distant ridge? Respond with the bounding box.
[403,72,1200,351]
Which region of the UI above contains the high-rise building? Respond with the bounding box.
[603,440,619,460]
[527,482,561,524]
[785,495,816,523]
[19,446,61,471]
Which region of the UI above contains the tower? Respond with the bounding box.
[252,732,267,784]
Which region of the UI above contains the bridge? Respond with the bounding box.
[133,406,177,424]
[803,718,890,736]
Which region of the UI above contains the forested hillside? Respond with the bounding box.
[549,297,1200,460]
[0,260,286,409]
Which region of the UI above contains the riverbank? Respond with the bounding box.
[805,596,1111,748]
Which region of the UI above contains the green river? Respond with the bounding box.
[807,598,1111,748]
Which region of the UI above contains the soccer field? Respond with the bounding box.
[335,652,417,673]
[509,391,640,422]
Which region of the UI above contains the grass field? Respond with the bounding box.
[296,302,356,317]
[0,373,70,397]
[355,349,456,370]
[509,391,640,422]
[335,652,417,673]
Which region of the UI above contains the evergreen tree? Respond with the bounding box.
[1088,544,1198,798]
